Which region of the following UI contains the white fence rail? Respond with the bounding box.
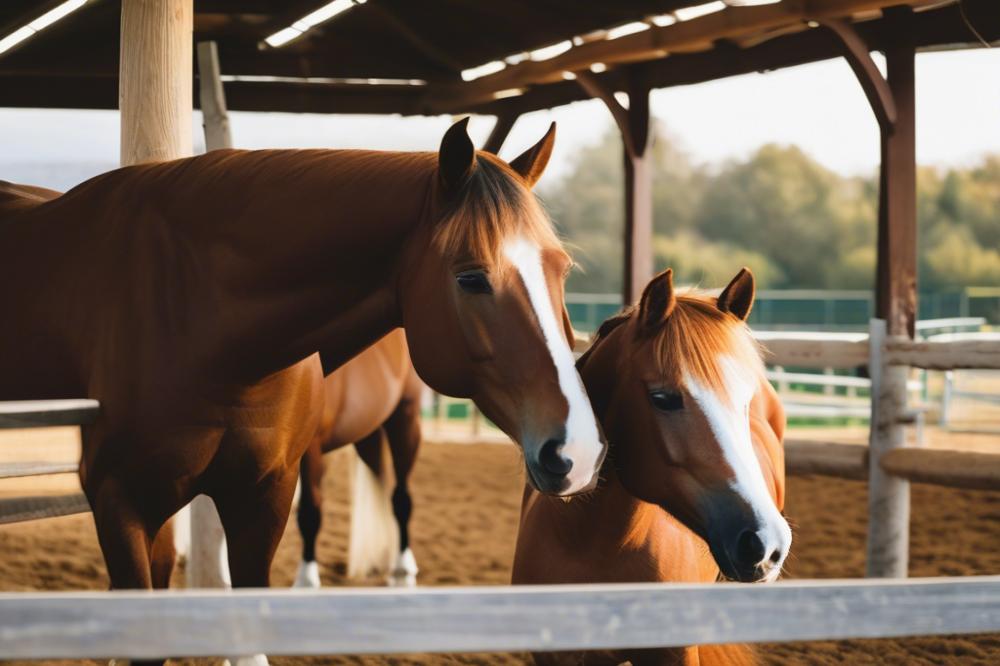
[2,577,1000,660]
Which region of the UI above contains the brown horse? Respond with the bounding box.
[513,268,791,666]
[0,119,606,615]
[294,328,425,588]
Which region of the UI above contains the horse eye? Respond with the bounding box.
[650,390,684,412]
[456,270,493,295]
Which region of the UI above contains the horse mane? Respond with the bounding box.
[432,152,561,263]
[582,288,764,401]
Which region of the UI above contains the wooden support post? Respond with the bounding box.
[866,319,910,578]
[876,7,918,340]
[483,113,518,155]
[826,8,917,579]
[576,71,653,304]
[119,0,193,166]
[196,41,232,152]
[185,39,235,593]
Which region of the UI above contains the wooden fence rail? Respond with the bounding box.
[2,577,999,660]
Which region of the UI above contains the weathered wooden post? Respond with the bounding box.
[119,0,193,166]
[183,40,235,591]
[866,319,910,577]
[822,8,917,578]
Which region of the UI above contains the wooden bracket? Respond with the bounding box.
[819,18,897,132]
[574,71,650,158]
[483,112,519,155]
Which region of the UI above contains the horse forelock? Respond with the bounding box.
[587,291,764,405]
[649,293,764,403]
[432,154,561,265]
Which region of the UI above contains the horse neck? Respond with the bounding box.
[93,150,435,384]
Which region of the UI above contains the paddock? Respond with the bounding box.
[3,0,1000,663]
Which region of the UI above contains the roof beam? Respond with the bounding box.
[426,0,934,112]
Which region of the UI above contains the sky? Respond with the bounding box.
[1,48,998,191]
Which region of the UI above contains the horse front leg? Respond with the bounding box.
[88,474,174,666]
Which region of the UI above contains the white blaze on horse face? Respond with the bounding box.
[503,235,603,493]
[684,355,792,576]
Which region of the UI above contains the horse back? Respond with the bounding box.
[0,180,60,220]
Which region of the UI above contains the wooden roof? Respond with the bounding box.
[0,0,996,116]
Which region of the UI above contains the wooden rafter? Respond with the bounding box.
[427,0,937,112]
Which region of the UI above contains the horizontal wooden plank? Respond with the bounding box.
[1,577,999,660]
[0,399,99,429]
[755,333,869,369]
[0,461,77,479]
[784,404,870,419]
[880,448,1000,491]
[886,339,1000,370]
[0,493,90,524]
[785,439,868,480]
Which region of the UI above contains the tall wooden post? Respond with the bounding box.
[119,0,193,167]
[181,41,235,592]
[824,10,916,578]
[622,81,653,306]
[867,8,916,579]
[575,72,653,305]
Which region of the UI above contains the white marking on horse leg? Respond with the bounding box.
[387,547,419,587]
[503,236,603,493]
[684,357,792,573]
[293,559,321,588]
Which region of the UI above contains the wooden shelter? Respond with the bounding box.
[0,0,998,578]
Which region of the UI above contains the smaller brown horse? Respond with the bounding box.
[295,328,424,588]
[513,268,791,666]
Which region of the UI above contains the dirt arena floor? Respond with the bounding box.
[1,431,999,665]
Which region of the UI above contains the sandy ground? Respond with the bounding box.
[1,428,999,665]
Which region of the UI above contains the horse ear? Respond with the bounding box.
[717,267,755,321]
[638,268,676,331]
[508,122,556,189]
[439,117,476,193]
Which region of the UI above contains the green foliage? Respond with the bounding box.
[541,122,1000,295]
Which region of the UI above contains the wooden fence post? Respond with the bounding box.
[866,318,910,577]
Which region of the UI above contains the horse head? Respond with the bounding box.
[399,119,606,496]
[578,267,791,582]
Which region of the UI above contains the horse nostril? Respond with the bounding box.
[769,549,782,565]
[736,529,766,566]
[538,438,573,476]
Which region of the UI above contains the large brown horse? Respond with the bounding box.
[513,268,791,666]
[0,120,606,612]
[294,328,425,589]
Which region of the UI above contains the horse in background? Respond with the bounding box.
[295,329,424,588]
[513,268,791,666]
[0,119,607,665]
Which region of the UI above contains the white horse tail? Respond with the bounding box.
[347,436,399,580]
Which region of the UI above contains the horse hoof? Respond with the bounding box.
[387,572,418,587]
[227,655,270,666]
[293,560,321,588]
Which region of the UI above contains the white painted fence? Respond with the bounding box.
[3,321,1000,659]
[2,577,1000,660]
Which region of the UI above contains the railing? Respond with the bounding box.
[0,400,96,524]
[3,323,1000,660]
[2,577,999,660]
